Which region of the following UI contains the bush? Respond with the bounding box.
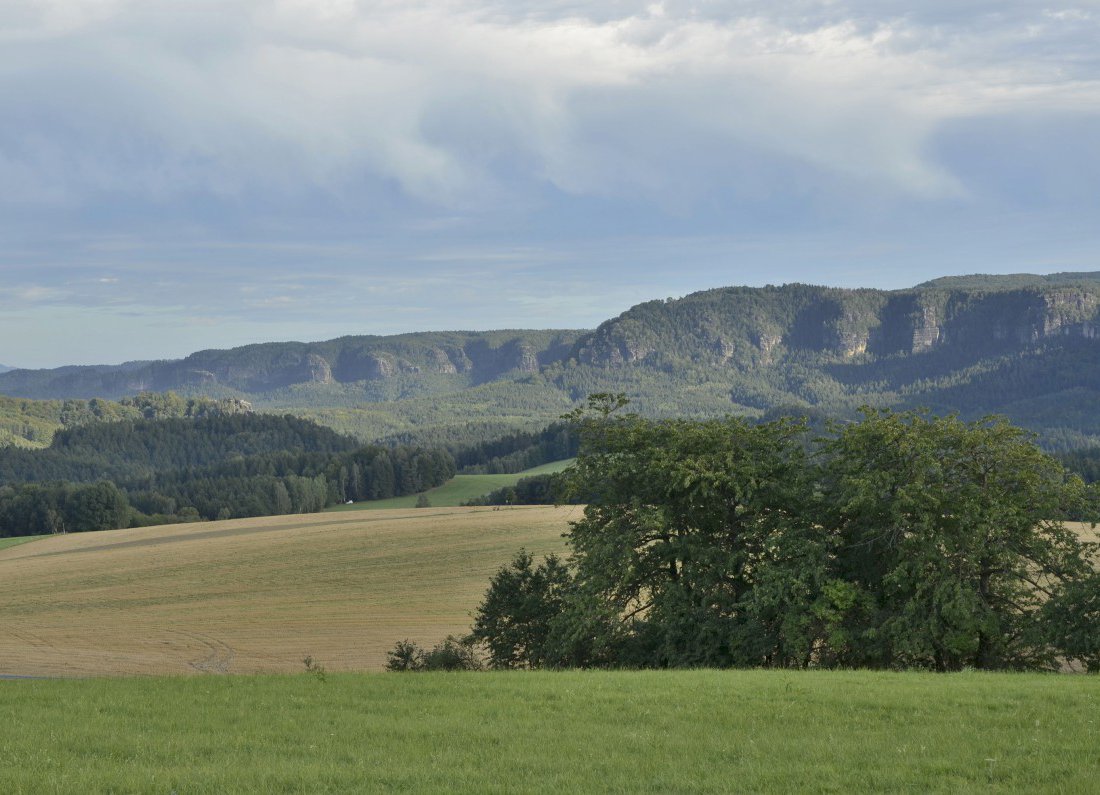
[385,636,481,672]
[470,550,573,669]
[385,640,423,672]
[420,636,481,671]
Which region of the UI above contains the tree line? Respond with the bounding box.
[1059,447,1100,484]
[463,473,565,507]
[0,414,455,536]
[0,390,252,449]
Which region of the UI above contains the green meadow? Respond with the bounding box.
[2,669,1098,793]
[326,459,574,511]
[0,535,43,552]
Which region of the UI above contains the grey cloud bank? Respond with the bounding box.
[1,1,1097,367]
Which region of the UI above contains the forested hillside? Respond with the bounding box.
[0,330,583,400]
[0,392,252,449]
[0,414,454,535]
[5,272,1100,449]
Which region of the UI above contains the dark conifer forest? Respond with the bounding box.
[0,414,455,535]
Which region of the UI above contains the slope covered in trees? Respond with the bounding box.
[0,391,252,449]
[0,414,454,535]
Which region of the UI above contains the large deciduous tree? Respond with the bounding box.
[817,409,1097,671]
[469,396,1100,671]
[550,394,819,668]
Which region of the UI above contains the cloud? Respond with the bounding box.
[2,2,1099,367]
[2,0,1096,214]
[0,284,71,306]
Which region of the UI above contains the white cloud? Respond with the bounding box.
[3,0,1096,211]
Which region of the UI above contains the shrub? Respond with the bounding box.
[385,636,481,671]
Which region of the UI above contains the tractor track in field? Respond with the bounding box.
[0,627,70,679]
[5,627,62,655]
[174,630,236,674]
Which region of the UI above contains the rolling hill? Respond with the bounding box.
[0,505,574,677]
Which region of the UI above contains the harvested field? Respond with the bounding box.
[0,506,574,677]
[1069,520,1100,544]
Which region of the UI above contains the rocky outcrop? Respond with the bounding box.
[302,353,334,384]
[567,280,1100,373]
[367,354,396,379]
[510,343,540,373]
[427,347,458,374]
[712,338,736,362]
[573,326,655,368]
[1041,289,1100,339]
[4,275,1100,403]
[912,303,942,351]
[752,332,782,363]
[447,347,474,374]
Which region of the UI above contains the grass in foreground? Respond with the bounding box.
[1,669,1098,793]
[326,458,575,511]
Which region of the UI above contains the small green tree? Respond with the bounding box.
[385,639,423,672]
[415,493,431,508]
[470,550,573,668]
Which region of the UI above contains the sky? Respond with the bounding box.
[1,1,1098,368]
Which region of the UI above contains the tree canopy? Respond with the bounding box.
[470,396,1100,671]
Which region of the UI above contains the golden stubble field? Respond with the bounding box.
[0,506,576,677]
[1071,521,1100,544]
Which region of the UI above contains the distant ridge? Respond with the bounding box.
[915,272,1100,291]
[3,272,1100,449]
[0,365,12,374]
[0,330,585,401]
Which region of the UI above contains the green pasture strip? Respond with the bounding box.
[0,535,44,552]
[327,459,575,512]
[512,458,574,476]
[1,670,1098,793]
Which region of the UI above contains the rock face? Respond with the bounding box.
[511,343,539,373]
[427,348,457,374]
[912,302,943,351]
[1041,289,1100,339]
[302,353,334,384]
[3,275,1100,403]
[568,281,1100,369]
